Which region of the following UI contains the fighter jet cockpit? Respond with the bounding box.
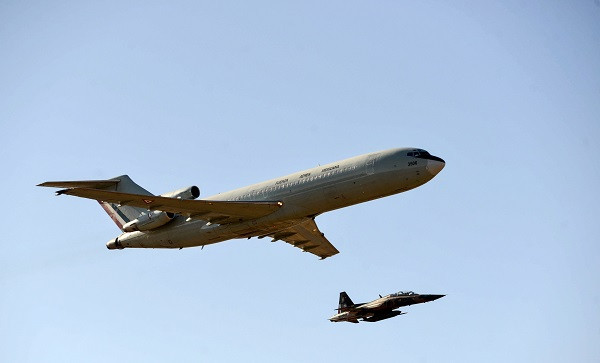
[390,291,416,297]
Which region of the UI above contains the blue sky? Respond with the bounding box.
[1,1,599,362]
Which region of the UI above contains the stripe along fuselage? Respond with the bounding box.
[112,147,444,249]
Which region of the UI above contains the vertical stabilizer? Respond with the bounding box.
[338,291,355,313]
[98,175,153,231]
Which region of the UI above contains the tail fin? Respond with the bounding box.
[97,175,153,231]
[338,291,354,313]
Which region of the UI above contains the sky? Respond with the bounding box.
[1,1,599,362]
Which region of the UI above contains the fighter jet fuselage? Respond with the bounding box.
[329,291,445,323]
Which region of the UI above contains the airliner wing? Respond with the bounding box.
[269,218,339,259]
[44,187,282,224]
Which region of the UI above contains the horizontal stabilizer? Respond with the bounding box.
[38,179,120,190]
[42,187,282,224]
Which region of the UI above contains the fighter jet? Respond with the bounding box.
[38,148,444,259]
[329,291,444,323]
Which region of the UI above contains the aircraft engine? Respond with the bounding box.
[122,186,199,232]
[160,186,200,200]
[123,210,175,232]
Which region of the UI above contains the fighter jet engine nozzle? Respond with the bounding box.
[160,186,200,200]
[122,210,175,232]
[106,238,123,250]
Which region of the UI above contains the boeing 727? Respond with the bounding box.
[38,148,444,259]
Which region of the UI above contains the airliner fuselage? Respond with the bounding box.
[40,147,445,258]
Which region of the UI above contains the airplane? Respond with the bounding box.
[38,147,444,259]
[329,291,445,323]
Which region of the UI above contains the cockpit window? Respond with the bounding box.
[390,291,415,297]
[408,149,430,157]
[407,149,443,163]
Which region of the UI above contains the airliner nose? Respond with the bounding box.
[426,158,445,176]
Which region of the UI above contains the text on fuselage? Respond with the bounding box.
[321,165,339,172]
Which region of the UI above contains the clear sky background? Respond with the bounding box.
[1,1,599,362]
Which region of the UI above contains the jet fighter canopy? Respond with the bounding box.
[389,291,415,297]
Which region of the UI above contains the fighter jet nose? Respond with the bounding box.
[426,158,445,176]
[420,294,445,303]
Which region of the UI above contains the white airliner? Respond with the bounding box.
[39,148,444,259]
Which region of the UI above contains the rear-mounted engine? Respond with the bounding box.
[122,185,200,232]
[160,186,200,200]
[123,210,175,232]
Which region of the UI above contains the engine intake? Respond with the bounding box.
[160,186,200,200]
[122,186,199,232]
[123,210,175,232]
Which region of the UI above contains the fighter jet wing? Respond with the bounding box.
[269,218,339,259]
[41,187,282,224]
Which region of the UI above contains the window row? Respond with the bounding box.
[233,165,359,200]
